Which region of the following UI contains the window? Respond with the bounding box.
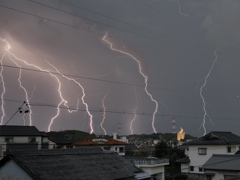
[5,137,13,143]
[190,166,194,171]
[29,137,36,143]
[198,148,207,155]
[227,146,236,153]
[115,147,118,152]
[199,167,203,172]
[206,175,212,180]
[119,147,125,153]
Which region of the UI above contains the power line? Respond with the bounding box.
[0,64,196,95]
[28,0,212,55]
[2,98,240,122]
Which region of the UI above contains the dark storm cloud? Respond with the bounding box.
[0,0,240,136]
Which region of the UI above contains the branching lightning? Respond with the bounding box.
[100,90,109,135]
[0,37,93,133]
[130,85,138,135]
[200,48,218,135]
[102,32,159,133]
[0,52,6,125]
[45,60,94,134]
[7,56,33,125]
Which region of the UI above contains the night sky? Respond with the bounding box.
[0,0,240,137]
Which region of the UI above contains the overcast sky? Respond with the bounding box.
[0,0,240,137]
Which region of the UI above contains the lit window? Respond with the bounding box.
[198,148,207,155]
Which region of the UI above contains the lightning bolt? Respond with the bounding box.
[0,38,34,125]
[45,60,94,134]
[102,32,159,133]
[100,90,110,135]
[0,52,6,125]
[169,0,189,16]
[130,85,138,135]
[7,56,33,126]
[200,48,218,135]
[0,37,72,129]
[0,37,94,133]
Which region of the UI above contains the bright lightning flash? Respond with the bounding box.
[45,60,94,134]
[200,48,218,135]
[0,51,6,125]
[102,32,159,133]
[0,37,33,125]
[0,37,93,133]
[130,85,138,135]
[100,90,109,135]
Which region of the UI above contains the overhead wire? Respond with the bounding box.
[2,98,240,122]
[28,0,213,55]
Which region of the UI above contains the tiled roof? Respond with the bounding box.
[185,131,240,145]
[104,139,127,145]
[0,147,137,180]
[202,154,240,171]
[73,139,98,146]
[0,125,41,136]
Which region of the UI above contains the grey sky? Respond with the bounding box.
[0,0,240,137]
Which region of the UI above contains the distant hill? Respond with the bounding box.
[47,130,97,141]
[126,133,196,144]
[47,130,196,143]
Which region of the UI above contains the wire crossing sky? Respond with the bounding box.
[0,0,240,136]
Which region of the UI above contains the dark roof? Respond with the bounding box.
[40,131,49,137]
[176,156,190,163]
[125,144,139,151]
[0,147,137,180]
[202,154,240,171]
[0,125,41,136]
[48,136,80,145]
[185,131,240,145]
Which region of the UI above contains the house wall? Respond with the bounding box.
[110,145,125,156]
[0,136,50,157]
[205,170,239,180]
[0,160,33,180]
[136,164,167,180]
[181,163,189,173]
[188,144,240,174]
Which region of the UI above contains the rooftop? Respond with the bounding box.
[0,125,41,136]
[202,154,240,171]
[185,131,240,145]
[0,147,138,180]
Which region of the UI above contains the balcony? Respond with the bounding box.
[132,157,169,166]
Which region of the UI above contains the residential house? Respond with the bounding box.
[128,157,169,180]
[176,131,240,179]
[48,135,80,149]
[0,147,151,180]
[202,154,240,180]
[73,138,127,156]
[0,125,51,158]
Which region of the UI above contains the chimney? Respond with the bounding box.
[113,133,117,140]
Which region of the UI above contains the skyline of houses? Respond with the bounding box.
[1,125,240,179]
